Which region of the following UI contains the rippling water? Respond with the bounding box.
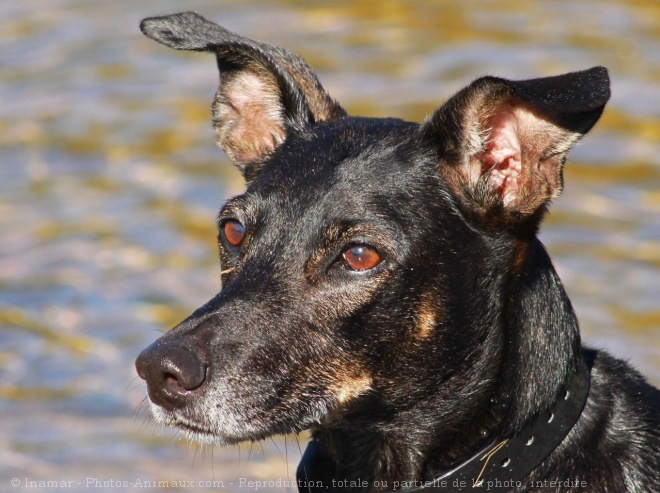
[1,1,659,491]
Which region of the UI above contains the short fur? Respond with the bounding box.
[136,13,660,492]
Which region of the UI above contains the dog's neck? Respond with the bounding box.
[497,239,583,435]
[310,239,582,491]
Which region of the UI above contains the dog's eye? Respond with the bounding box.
[342,245,382,271]
[223,220,245,247]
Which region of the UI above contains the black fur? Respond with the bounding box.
[136,13,660,492]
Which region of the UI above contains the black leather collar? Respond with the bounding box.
[297,363,590,493]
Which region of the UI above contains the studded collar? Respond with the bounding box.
[297,362,590,493]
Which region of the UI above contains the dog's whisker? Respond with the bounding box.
[125,375,142,394]
[247,442,253,463]
[270,436,285,463]
[191,443,200,470]
[211,446,216,481]
[294,434,303,458]
[132,396,147,419]
[284,435,290,480]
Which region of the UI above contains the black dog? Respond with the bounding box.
[135,12,660,492]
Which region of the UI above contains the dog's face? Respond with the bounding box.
[139,118,464,445]
[136,13,609,446]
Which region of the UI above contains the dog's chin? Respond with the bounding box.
[150,405,229,445]
[149,401,327,446]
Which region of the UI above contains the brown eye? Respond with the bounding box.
[223,220,245,247]
[342,245,382,271]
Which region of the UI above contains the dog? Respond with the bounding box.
[135,12,660,492]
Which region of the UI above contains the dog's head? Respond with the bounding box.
[135,12,609,446]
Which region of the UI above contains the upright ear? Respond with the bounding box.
[140,12,346,181]
[420,67,610,229]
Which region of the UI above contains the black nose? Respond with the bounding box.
[135,340,208,410]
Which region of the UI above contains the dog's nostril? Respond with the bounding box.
[163,364,207,393]
[164,373,186,394]
[167,359,207,392]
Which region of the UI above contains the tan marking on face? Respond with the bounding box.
[330,373,373,405]
[416,292,439,339]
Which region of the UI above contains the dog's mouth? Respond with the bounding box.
[170,415,214,436]
[151,407,220,443]
[148,396,329,446]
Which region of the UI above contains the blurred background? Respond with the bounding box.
[1,0,659,491]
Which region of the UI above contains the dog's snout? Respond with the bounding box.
[136,341,208,409]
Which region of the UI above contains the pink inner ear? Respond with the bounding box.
[481,104,524,207]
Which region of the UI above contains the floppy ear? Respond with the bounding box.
[140,12,346,181]
[420,67,610,229]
